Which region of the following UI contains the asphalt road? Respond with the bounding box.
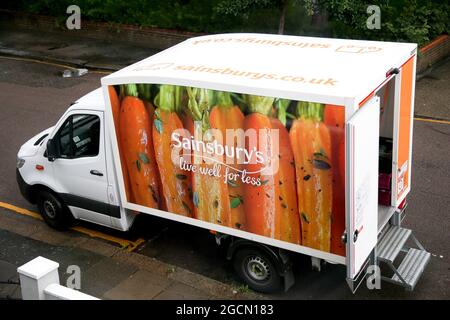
[0,57,449,299]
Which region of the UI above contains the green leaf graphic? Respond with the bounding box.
[230,197,242,209]
[154,118,163,134]
[139,152,149,164]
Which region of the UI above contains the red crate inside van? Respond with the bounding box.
[378,173,392,206]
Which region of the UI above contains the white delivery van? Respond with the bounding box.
[16,33,430,293]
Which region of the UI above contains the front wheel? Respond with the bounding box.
[37,190,72,230]
[233,247,282,293]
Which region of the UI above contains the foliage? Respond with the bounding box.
[215,0,276,18]
[1,0,448,45]
[320,0,450,45]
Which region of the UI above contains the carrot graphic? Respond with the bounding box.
[290,101,332,252]
[324,104,346,256]
[137,84,157,116]
[109,86,121,129]
[186,88,231,226]
[119,84,160,208]
[136,83,167,210]
[272,99,301,244]
[242,95,282,239]
[109,86,133,202]
[209,91,246,230]
[153,85,194,217]
[241,96,300,242]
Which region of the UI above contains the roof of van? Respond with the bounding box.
[101,33,417,105]
[70,88,104,111]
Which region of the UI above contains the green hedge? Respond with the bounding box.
[2,0,449,45]
[322,0,450,45]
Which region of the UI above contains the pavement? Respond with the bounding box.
[0,208,260,300]
[0,27,157,71]
[0,26,449,300]
[415,56,450,121]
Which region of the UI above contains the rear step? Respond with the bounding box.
[391,248,430,290]
[377,225,430,290]
[378,226,411,263]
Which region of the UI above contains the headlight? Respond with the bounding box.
[17,157,25,169]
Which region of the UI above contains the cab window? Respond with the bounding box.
[57,114,100,158]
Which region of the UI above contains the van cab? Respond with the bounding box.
[16,88,136,231]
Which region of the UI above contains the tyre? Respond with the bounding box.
[37,190,72,230]
[233,247,282,293]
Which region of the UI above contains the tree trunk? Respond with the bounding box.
[310,0,324,27]
[278,0,288,34]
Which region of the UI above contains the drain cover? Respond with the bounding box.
[62,68,88,78]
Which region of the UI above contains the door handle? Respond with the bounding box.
[90,170,103,177]
[353,230,359,243]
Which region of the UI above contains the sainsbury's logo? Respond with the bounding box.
[133,62,338,86]
[170,122,280,185]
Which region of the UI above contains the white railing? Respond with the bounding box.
[17,256,99,300]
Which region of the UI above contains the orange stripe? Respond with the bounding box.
[396,56,415,199]
[400,55,415,68]
[359,92,375,107]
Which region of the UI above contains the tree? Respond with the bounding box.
[215,0,308,34]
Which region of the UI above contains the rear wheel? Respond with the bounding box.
[37,190,72,230]
[233,247,282,293]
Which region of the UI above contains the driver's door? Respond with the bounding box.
[51,110,111,226]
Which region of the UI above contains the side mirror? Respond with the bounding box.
[46,138,58,162]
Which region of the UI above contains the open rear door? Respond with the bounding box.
[346,97,380,288]
[392,56,416,207]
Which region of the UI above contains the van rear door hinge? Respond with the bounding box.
[341,231,348,244]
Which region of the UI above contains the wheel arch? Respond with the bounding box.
[28,184,58,203]
[30,184,73,218]
[226,238,290,276]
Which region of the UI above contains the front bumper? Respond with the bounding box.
[16,168,35,204]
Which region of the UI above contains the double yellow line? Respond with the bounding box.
[0,55,112,75]
[0,201,145,252]
[414,117,450,125]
